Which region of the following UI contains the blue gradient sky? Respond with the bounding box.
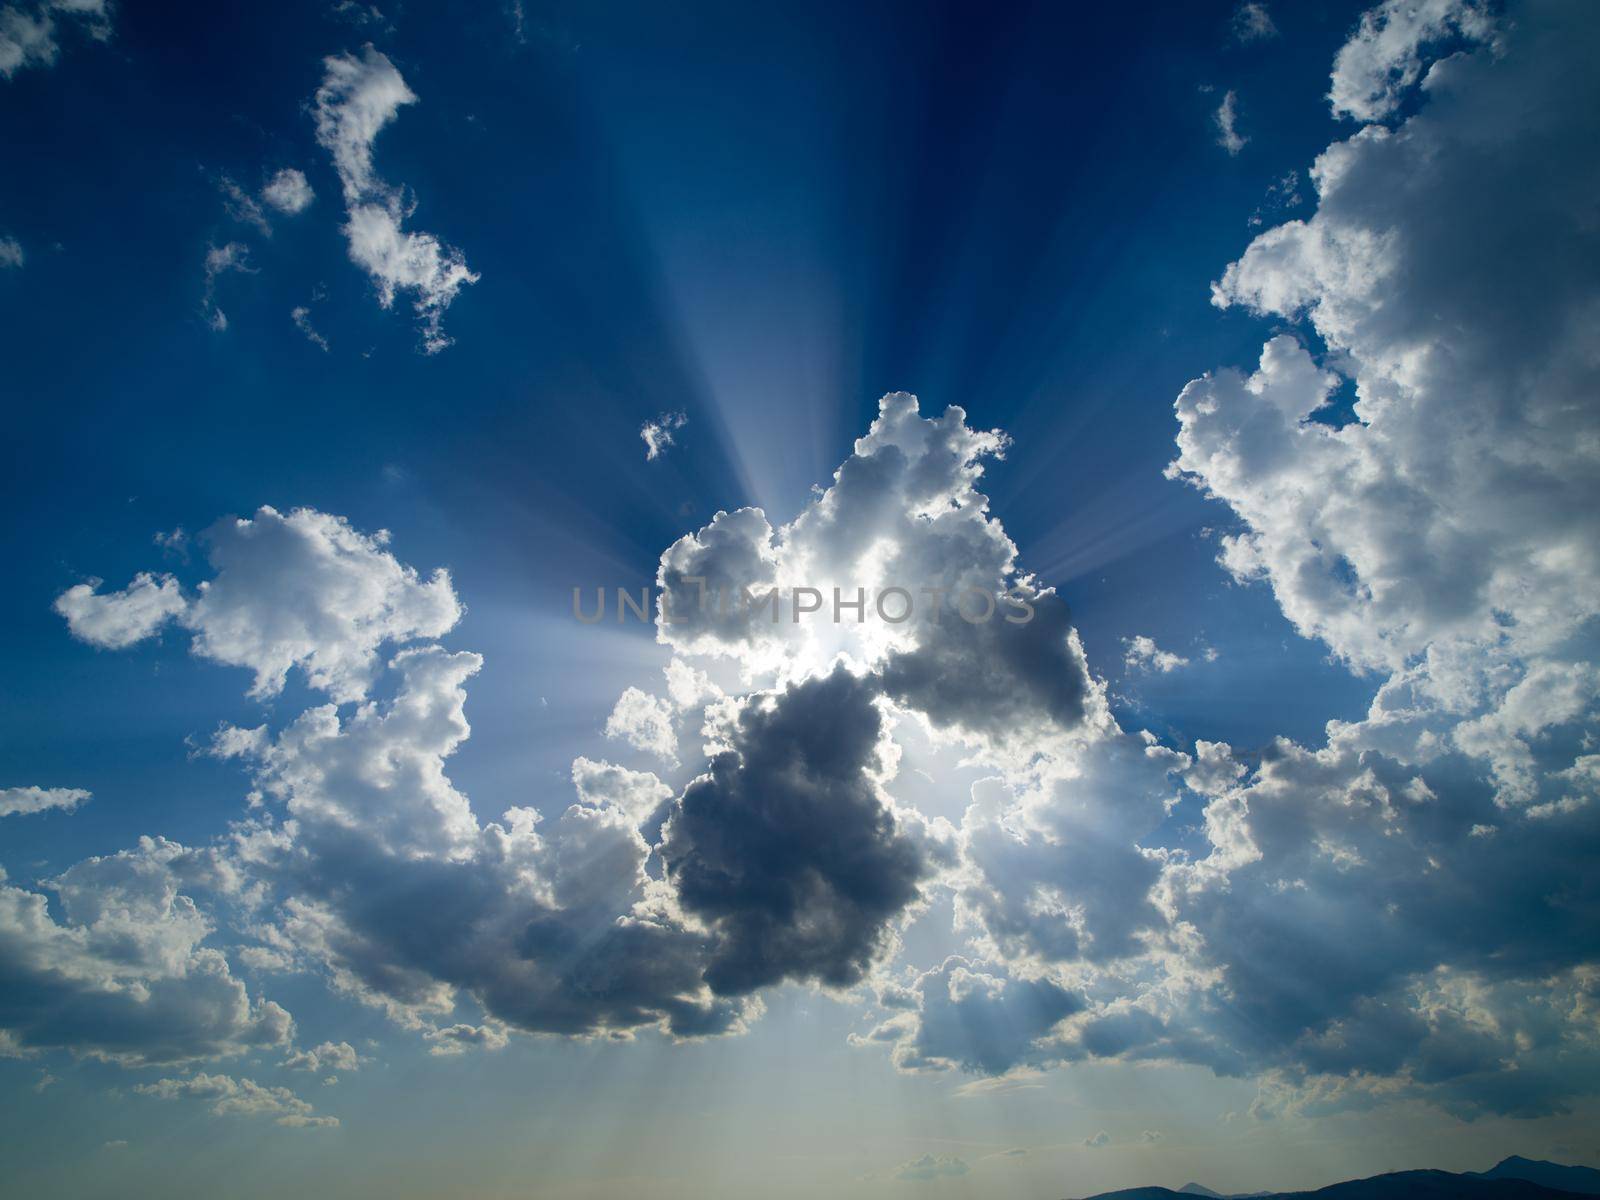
[4,1,1599,1196]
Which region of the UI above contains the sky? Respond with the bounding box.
[2,0,1598,1197]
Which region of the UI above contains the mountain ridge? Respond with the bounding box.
[1079,1157,1600,1200]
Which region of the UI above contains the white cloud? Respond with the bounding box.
[57,506,462,702]
[604,687,678,762]
[571,757,672,825]
[1084,1130,1111,1148]
[1328,0,1493,122]
[1213,89,1247,154]
[281,1040,360,1073]
[136,1073,337,1128]
[641,411,686,460]
[0,235,22,268]
[55,572,187,649]
[0,785,90,818]
[1122,635,1189,674]
[424,1022,508,1055]
[313,46,477,354]
[261,167,314,216]
[0,837,292,1065]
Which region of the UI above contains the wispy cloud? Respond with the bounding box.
[0,0,110,81]
[1213,89,1247,154]
[313,46,477,354]
[1231,1,1278,44]
[895,1154,969,1182]
[641,411,687,460]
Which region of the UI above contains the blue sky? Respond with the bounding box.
[3,1,1599,1196]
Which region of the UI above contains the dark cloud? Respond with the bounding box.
[661,666,933,995]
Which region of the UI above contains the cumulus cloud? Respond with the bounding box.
[39,20,1600,1122]
[0,235,22,268]
[855,0,1600,1126]
[281,1040,359,1073]
[863,956,1082,1076]
[641,412,686,460]
[604,687,678,762]
[136,1073,337,1128]
[1328,0,1494,122]
[57,506,462,702]
[0,0,108,80]
[207,644,752,1041]
[1123,635,1189,674]
[660,666,936,996]
[424,1022,508,1055]
[1146,0,1600,1117]
[0,785,90,818]
[1212,89,1247,154]
[0,837,292,1065]
[894,1154,969,1182]
[55,572,188,649]
[313,46,477,354]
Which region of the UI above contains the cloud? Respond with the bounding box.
[207,643,753,1041]
[1231,2,1278,43]
[864,956,1083,1076]
[1328,0,1493,122]
[55,572,187,649]
[42,26,1600,1124]
[199,241,254,332]
[571,757,672,826]
[1140,1130,1163,1143]
[855,0,1600,1127]
[261,168,314,216]
[136,1073,337,1128]
[0,0,109,80]
[313,46,477,354]
[219,176,270,236]
[57,506,462,702]
[1172,0,1600,687]
[1213,89,1247,154]
[424,1022,508,1055]
[0,235,22,268]
[1084,1130,1111,1148]
[1123,635,1189,674]
[281,1040,360,1073]
[0,786,90,818]
[894,1154,969,1181]
[604,687,678,762]
[291,305,330,351]
[220,168,315,237]
[0,837,292,1065]
[661,666,937,996]
[641,412,686,460]
[1138,0,1600,1117]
